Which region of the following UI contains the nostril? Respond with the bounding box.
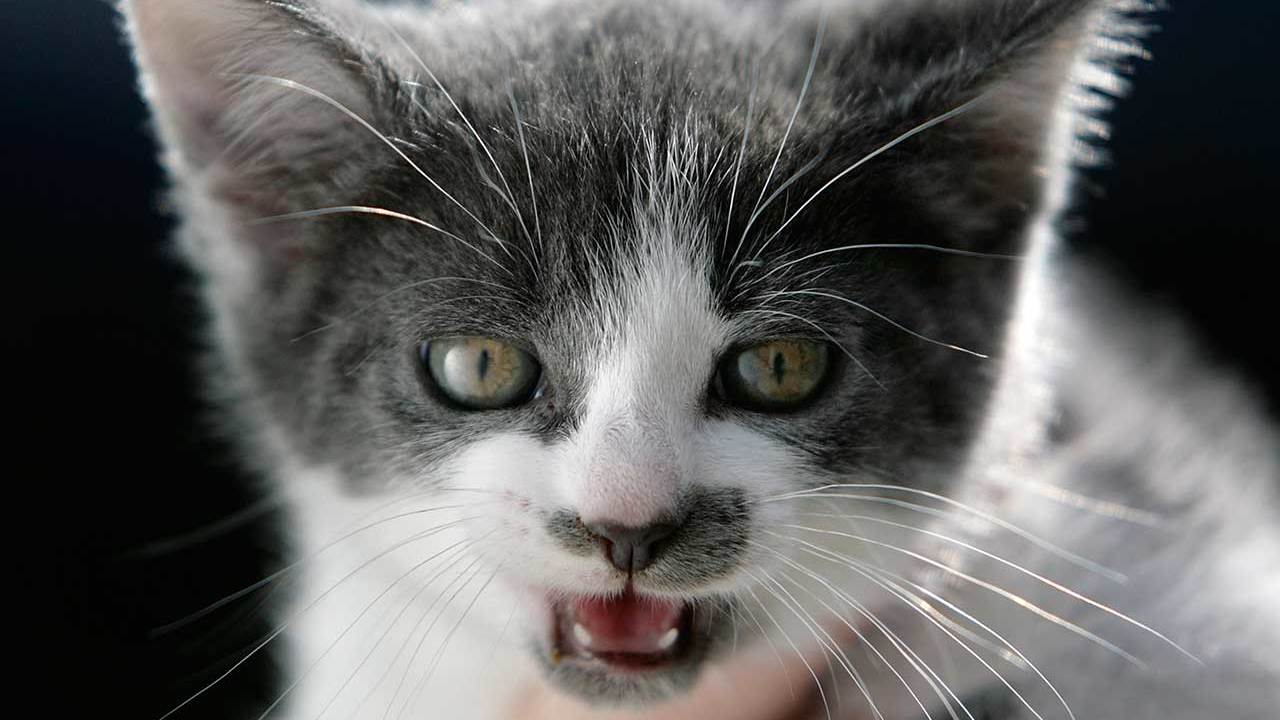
[597,536,620,569]
[585,521,679,573]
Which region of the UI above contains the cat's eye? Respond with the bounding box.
[715,339,831,412]
[421,337,542,410]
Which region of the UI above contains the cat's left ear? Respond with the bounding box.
[121,0,395,265]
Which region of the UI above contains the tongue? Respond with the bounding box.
[570,590,683,654]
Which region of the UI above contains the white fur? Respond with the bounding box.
[123,1,1280,717]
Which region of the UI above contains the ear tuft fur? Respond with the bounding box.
[121,0,392,219]
[851,0,1156,166]
[808,0,1157,234]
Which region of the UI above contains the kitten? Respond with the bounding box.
[123,0,1280,718]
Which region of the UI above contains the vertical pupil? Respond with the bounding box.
[477,348,492,380]
[771,350,786,385]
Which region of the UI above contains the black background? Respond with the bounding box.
[6,1,1277,717]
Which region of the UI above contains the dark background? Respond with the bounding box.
[6,0,1278,717]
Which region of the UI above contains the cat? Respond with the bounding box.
[122,0,1280,718]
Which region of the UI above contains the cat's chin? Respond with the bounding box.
[535,588,722,705]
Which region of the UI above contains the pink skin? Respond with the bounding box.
[569,592,683,655]
[510,637,832,720]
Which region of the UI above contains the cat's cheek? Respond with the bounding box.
[695,420,815,498]
[442,432,563,506]
[436,433,601,583]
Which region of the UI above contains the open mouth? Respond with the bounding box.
[552,587,695,672]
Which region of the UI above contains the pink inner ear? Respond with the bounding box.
[127,0,378,271]
[127,0,377,195]
[127,0,245,170]
[148,72,225,171]
[206,168,308,269]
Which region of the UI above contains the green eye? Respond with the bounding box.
[421,337,542,410]
[716,339,831,411]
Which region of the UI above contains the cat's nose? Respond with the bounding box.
[585,521,679,573]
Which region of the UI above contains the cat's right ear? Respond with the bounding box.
[121,0,387,257]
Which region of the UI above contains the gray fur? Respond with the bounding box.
[122,0,1279,717]
[129,0,1121,492]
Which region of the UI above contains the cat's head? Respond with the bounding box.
[125,0,1139,706]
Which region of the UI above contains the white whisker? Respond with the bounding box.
[384,18,534,249]
[735,587,799,703]
[257,535,480,720]
[757,567,884,720]
[155,517,477,720]
[250,206,503,270]
[749,95,988,264]
[235,74,510,258]
[403,562,506,714]
[380,555,490,720]
[765,484,1127,583]
[764,288,989,358]
[311,538,484,720]
[290,277,528,343]
[724,60,760,269]
[331,545,494,720]
[1018,480,1164,526]
[748,539,946,720]
[508,85,542,248]
[741,243,1021,297]
[783,537,1048,720]
[131,492,283,558]
[770,527,1147,667]
[870,561,1076,720]
[738,15,826,273]
[784,512,1192,664]
[152,503,487,636]
[742,572,833,720]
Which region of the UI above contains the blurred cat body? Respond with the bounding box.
[124,1,1280,718]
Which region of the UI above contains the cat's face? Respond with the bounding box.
[126,0,1117,706]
